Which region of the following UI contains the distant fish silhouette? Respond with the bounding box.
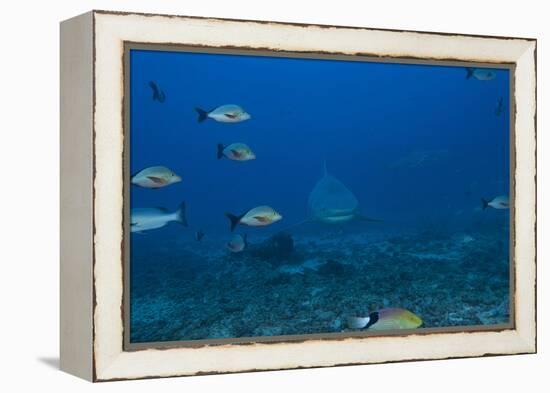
[389,149,449,170]
[227,234,248,253]
[466,67,496,81]
[481,195,509,210]
[196,230,205,242]
[495,97,504,116]
[149,81,166,103]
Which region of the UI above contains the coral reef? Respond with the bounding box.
[317,259,356,277]
[130,228,510,343]
[248,232,296,265]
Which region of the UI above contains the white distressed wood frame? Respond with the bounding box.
[60,10,536,382]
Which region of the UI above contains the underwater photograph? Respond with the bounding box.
[127,47,511,344]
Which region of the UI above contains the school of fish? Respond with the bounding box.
[133,70,509,333]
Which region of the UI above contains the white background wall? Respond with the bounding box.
[0,0,545,391]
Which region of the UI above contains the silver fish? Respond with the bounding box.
[131,202,188,233]
[227,234,248,253]
[482,195,509,210]
[225,206,282,232]
[466,67,496,81]
[131,166,181,189]
[195,104,251,123]
[217,143,256,161]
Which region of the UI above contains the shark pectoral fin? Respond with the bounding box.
[280,219,311,232]
[357,215,383,222]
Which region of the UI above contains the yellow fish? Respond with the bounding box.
[347,308,422,330]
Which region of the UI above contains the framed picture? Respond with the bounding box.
[60,10,537,382]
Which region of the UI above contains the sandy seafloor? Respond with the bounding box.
[129,227,510,343]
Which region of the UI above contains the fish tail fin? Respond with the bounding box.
[130,169,140,179]
[481,198,489,210]
[195,107,209,123]
[280,219,310,232]
[225,212,244,232]
[149,81,158,101]
[176,201,189,227]
[217,144,225,159]
[466,68,474,79]
[243,234,248,248]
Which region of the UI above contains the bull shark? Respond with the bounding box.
[308,163,380,224]
[285,163,380,230]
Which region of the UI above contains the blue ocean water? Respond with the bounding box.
[129,49,510,343]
